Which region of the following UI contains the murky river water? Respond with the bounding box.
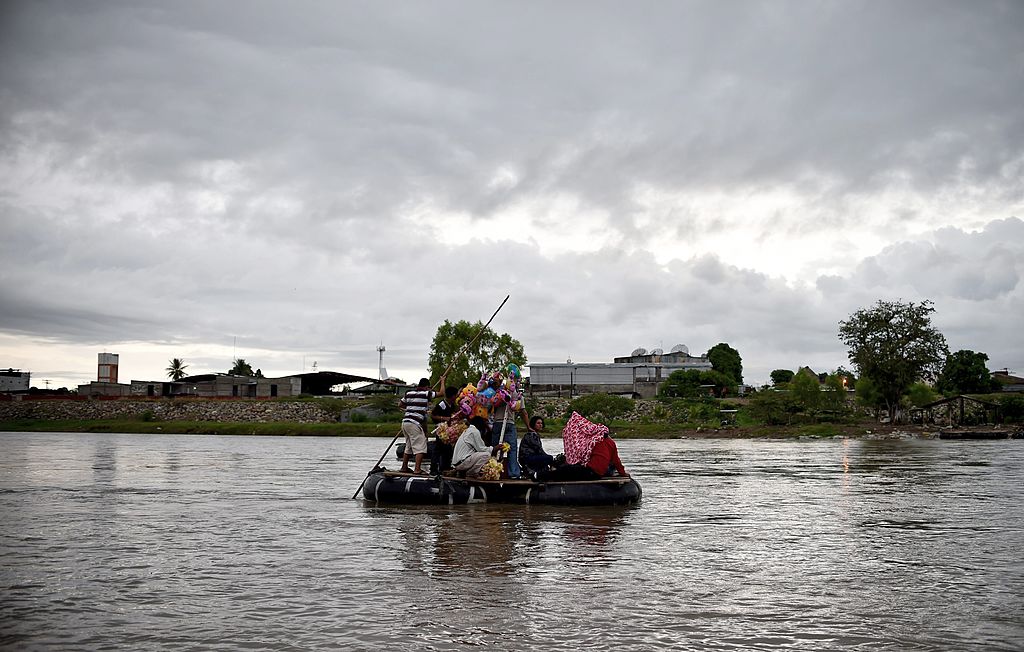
[1,432,1022,650]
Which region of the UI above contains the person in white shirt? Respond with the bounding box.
[451,416,500,477]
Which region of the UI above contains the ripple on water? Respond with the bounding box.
[1,433,1023,650]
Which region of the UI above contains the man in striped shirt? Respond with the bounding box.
[399,375,446,474]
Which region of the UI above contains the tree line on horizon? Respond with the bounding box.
[152,300,1014,427]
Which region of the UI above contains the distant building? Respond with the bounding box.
[78,352,130,396]
[796,366,822,383]
[529,346,714,399]
[78,381,131,397]
[1,368,31,393]
[98,353,119,384]
[138,374,303,398]
[991,370,1024,393]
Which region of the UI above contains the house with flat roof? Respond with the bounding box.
[529,346,714,399]
[1,368,31,393]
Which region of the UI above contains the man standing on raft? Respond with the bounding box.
[399,375,446,475]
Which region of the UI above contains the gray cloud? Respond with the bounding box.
[1,1,1022,387]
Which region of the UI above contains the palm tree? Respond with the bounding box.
[228,358,254,377]
[166,358,188,380]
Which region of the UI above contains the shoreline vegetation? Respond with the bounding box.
[2,392,1021,439]
[0,418,1016,440]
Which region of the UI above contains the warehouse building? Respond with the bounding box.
[528,345,714,399]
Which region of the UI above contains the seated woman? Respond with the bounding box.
[587,432,628,478]
[451,416,500,478]
[518,415,556,479]
[538,411,629,481]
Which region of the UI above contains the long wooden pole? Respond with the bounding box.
[352,295,511,499]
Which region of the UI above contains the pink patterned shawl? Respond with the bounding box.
[562,411,609,465]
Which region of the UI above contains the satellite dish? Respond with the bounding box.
[630,347,647,357]
[650,348,664,356]
[670,344,689,355]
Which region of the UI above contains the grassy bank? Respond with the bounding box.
[0,419,401,437]
[1,417,908,439]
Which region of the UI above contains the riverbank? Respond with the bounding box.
[3,417,1018,439]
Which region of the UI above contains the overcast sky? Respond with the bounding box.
[1,1,1022,389]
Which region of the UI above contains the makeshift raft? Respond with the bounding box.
[361,469,642,506]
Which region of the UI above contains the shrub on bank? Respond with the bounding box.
[565,393,634,421]
[656,398,722,426]
[997,395,1024,423]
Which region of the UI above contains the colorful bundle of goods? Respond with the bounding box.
[479,457,503,481]
[457,363,526,418]
[456,383,488,420]
[435,420,467,445]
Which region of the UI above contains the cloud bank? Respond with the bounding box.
[1,1,1021,387]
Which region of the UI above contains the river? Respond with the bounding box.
[1,432,1022,650]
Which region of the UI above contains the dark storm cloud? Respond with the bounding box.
[4,1,1021,228]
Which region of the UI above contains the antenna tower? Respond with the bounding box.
[377,344,387,380]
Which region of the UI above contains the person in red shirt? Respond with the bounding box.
[538,432,629,481]
[586,435,628,478]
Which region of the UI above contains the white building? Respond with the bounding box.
[0,368,31,393]
[528,346,714,398]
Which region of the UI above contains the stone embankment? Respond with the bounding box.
[529,398,666,422]
[0,399,335,424]
[0,397,659,425]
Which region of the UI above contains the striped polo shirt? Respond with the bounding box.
[402,389,437,425]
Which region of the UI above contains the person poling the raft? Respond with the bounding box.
[398,375,446,475]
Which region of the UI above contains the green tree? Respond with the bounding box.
[707,343,743,385]
[906,382,938,408]
[821,374,848,414]
[660,369,734,398]
[838,299,948,423]
[770,369,795,386]
[746,390,795,425]
[855,376,884,416]
[790,371,821,414]
[935,350,1001,396]
[228,358,254,377]
[166,358,188,380]
[998,395,1024,423]
[427,319,526,390]
[567,393,634,420]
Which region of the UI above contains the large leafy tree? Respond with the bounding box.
[166,358,188,380]
[228,358,255,377]
[707,343,743,385]
[770,369,795,386]
[427,319,526,390]
[838,299,948,423]
[935,350,1001,396]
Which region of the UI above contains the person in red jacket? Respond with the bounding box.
[586,434,628,478]
[538,432,629,481]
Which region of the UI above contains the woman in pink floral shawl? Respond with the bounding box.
[561,411,609,465]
